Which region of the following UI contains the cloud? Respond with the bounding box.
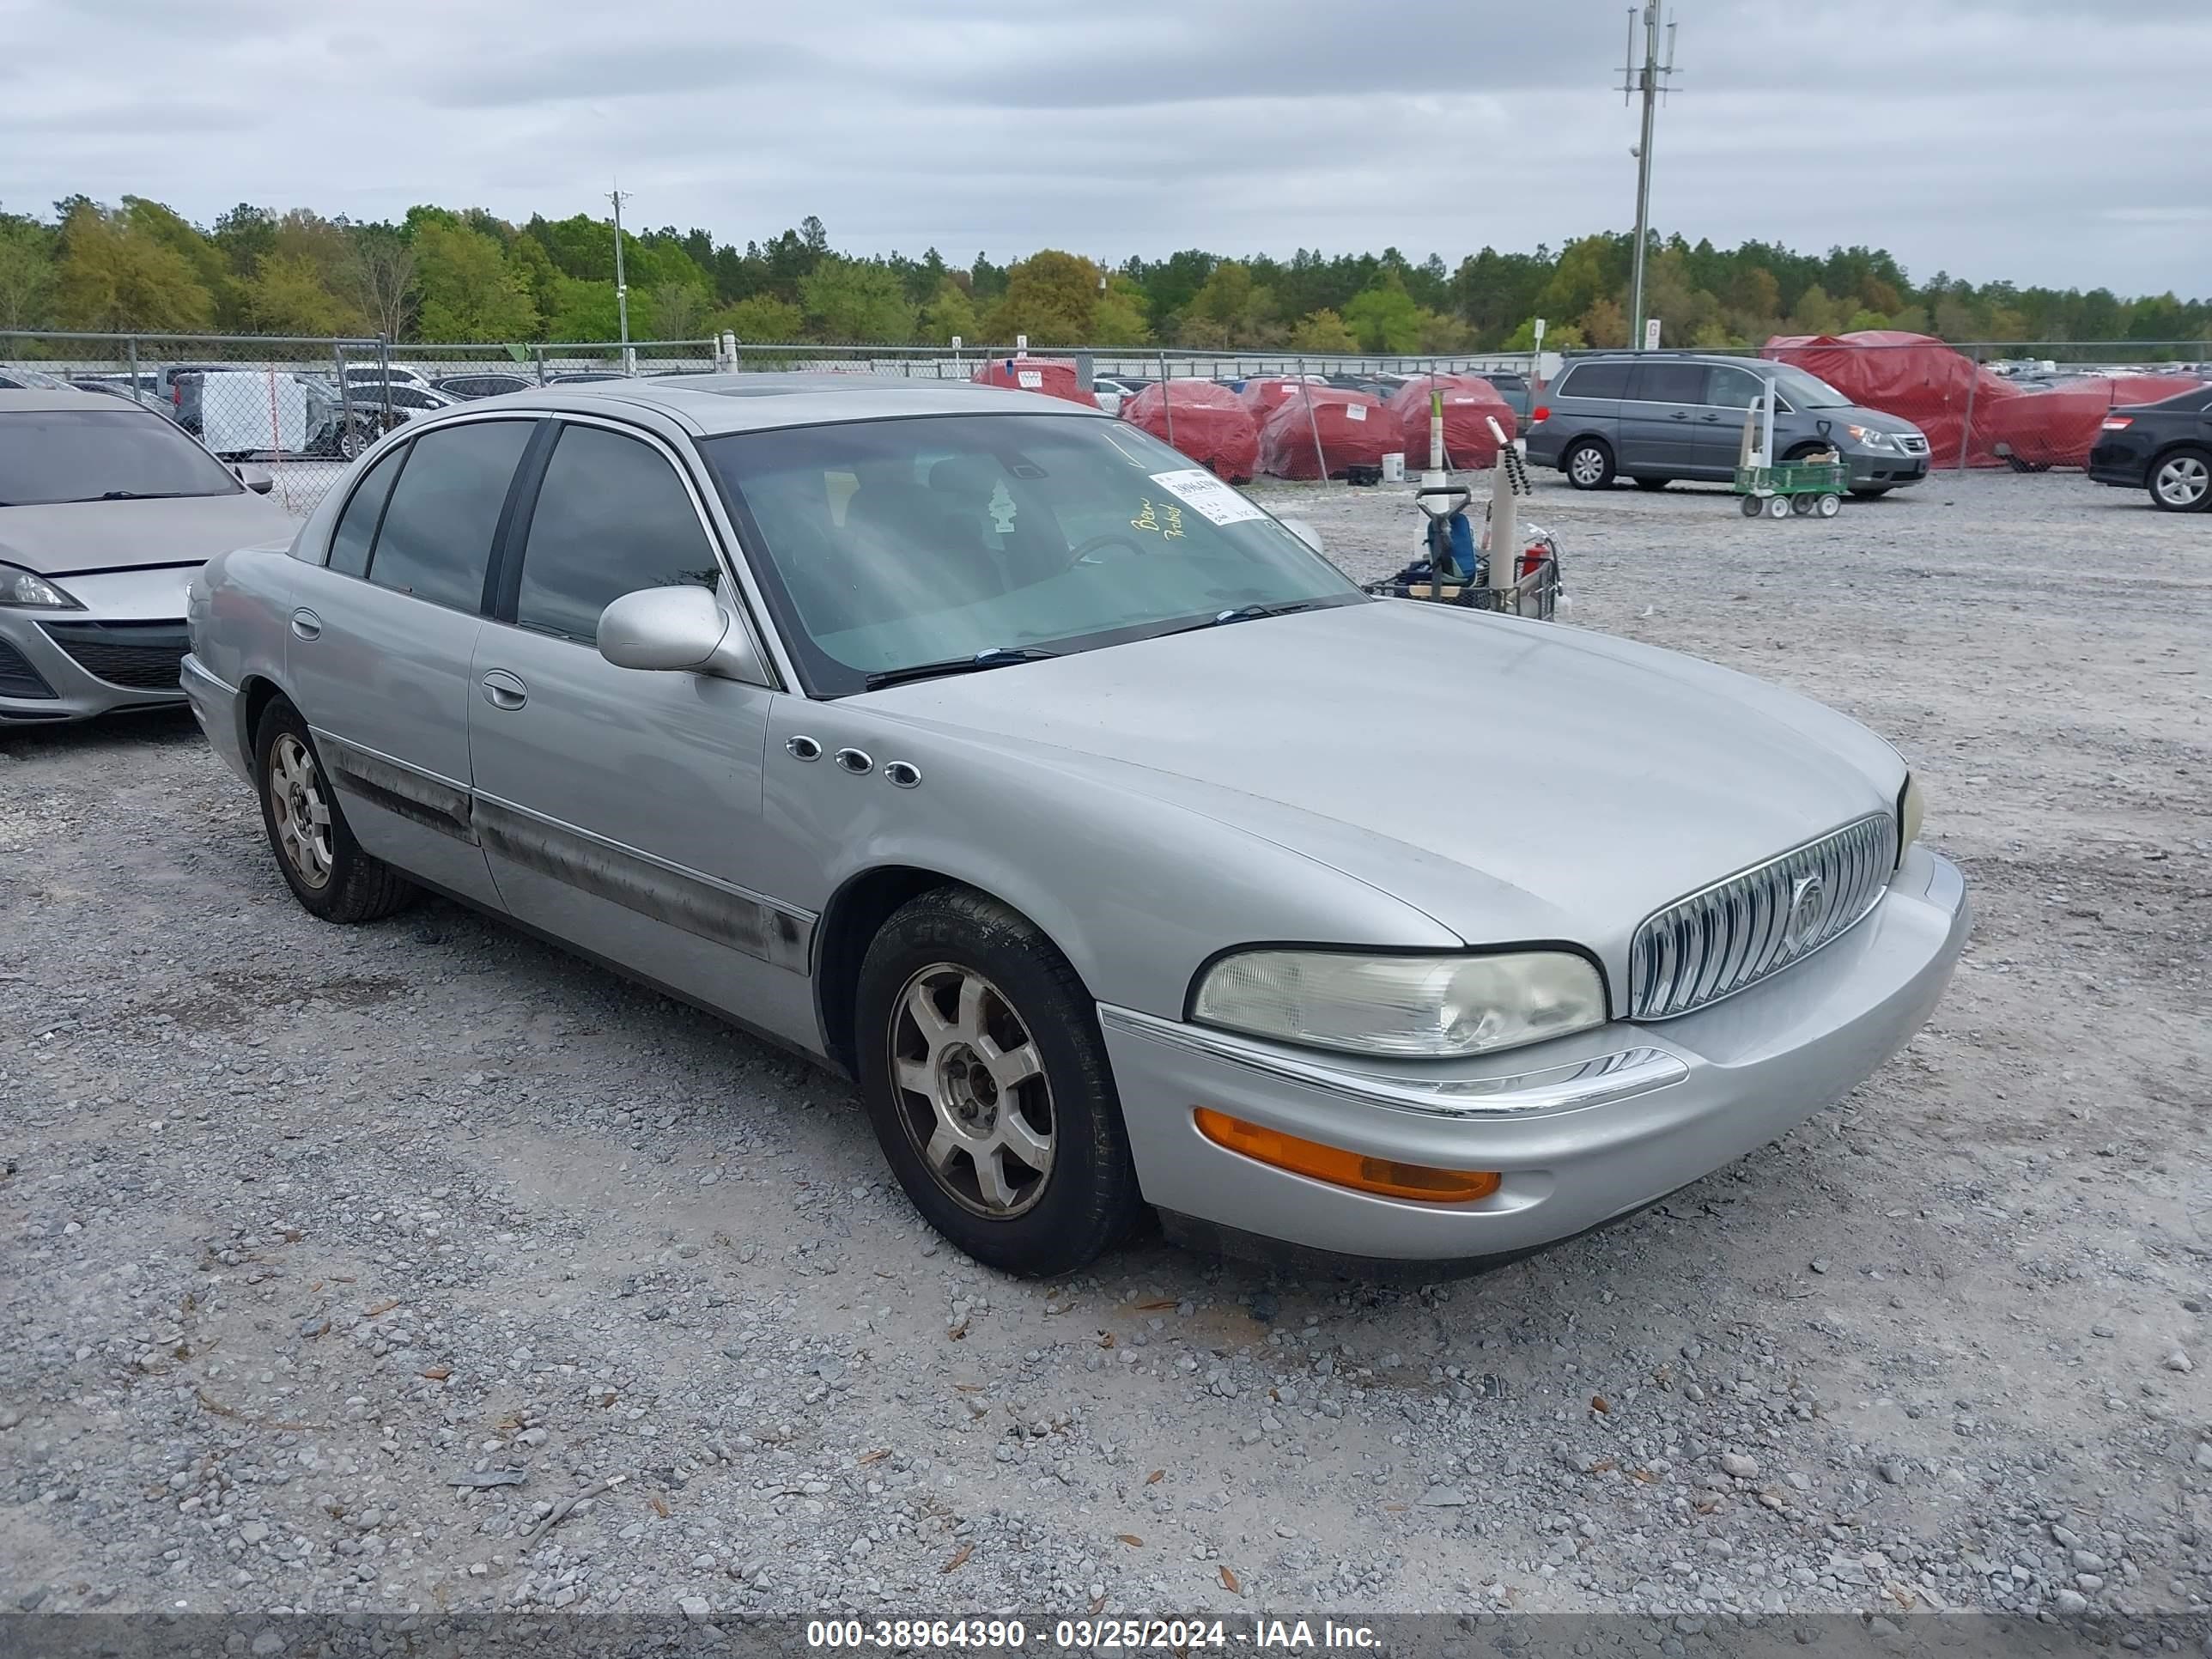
[0,0,2205,296]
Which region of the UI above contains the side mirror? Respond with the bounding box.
[598,584,765,684]
[1279,516,1325,555]
[235,463,275,495]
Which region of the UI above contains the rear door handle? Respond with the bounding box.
[480,670,528,711]
[290,608,321,641]
[1670,410,1690,421]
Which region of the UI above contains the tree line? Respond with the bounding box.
[2,195,2205,352]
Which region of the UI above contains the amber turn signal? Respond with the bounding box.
[1193,1109,1501,1203]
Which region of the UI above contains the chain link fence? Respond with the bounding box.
[1553,337,2212,472]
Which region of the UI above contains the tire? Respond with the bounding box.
[253,698,414,923]
[1563,439,1614,490]
[1849,487,1891,501]
[1739,495,1763,518]
[1790,492,1817,515]
[1815,493,1841,518]
[2149,446,2212,513]
[1632,477,1673,491]
[1765,494,1791,520]
[854,886,1142,1276]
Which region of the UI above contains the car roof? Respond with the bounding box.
[434,372,1103,436]
[0,387,158,412]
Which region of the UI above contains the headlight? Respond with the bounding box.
[1191,949,1607,1059]
[0,563,82,610]
[1844,424,1896,451]
[1899,773,1924,860]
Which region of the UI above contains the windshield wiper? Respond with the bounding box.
[91,490,192,501]
[1153,599,1329,638]
[863,647,1059,691]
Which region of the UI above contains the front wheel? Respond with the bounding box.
[2150,447,2211,512]
[1563,439,1614,490]
[854,887,1143,1275]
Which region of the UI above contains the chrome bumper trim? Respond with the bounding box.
[1097,1004,1688,1120]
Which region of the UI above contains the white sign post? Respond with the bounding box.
[1644,317,1662,351]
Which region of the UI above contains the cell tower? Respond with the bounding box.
[1618,5,1680,351]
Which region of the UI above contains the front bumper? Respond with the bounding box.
[1845,447,1929,488]
[0,565,204,725]
[1100,843,1968,1265]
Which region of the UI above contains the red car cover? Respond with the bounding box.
[1257,386,1392,480]
[1382,374,1516,469]
[969,356,1098,408]
[1763,331,2201,468]
[1122,380,1261,483]
[1237,376,1329,418]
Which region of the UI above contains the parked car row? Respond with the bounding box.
[130,371,1970,1277]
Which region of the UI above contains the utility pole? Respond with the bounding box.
[1619,4,1679,351]
[609,184,634,374]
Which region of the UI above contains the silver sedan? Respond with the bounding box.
[2,390,294,724]
[182,375,1968,1276]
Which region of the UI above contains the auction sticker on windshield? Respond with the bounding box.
[1149,467,1267,526]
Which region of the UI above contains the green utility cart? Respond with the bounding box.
[1734,456,1847,519]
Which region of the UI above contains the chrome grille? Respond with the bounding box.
[1897,433,1930,455]
[1630,813,1899,1021]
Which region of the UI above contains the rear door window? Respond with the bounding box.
[364,421,533,612]
[326,442,408,577]
[510,423,721,644]
[1558,362,1631,400]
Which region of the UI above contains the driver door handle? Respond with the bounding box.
[290,608,321,641]
[480,669,528,711]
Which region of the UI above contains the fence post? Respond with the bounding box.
[376,335,394,423]
[1956,343,1978,473]
[1158,347,1174,446]
[126,336,140,407]
[1297,355,1328,483]
[335,343,355,459]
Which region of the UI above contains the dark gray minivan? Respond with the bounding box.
[1525,354,1931,497]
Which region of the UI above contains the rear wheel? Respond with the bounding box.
[1563,439,1614,490]
[854,887,1143,1276]
[1790,492,1817,516]
[2149,447,2211,512]
[1739,495,1763,518]
[1814,493,1841,518]
[1632,476,1673,491]
[254,699,413,923]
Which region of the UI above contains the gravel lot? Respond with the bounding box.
[3,468,2209,1629]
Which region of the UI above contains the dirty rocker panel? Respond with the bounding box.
[471,792,814,972]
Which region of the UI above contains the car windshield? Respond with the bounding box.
[702,411,1367,696]
[0,407,242,507]
[1766,365,1852,408]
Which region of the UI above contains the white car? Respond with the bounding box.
[340,364,434,392]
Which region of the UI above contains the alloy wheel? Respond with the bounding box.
[887,963,1054,1218]
[2154,454,2209,508]
[1569,447,1606,486]
[269,733,334,890]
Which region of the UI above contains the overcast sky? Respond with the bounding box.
[3,0,2205,296]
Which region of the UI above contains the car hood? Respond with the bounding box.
[856,600,1905,962]
[0,489,293,575]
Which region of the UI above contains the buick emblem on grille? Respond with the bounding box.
[1784,874,1829,951]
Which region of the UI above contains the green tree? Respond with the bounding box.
[1342,270,1423,353]
[1088,275,1151,346]
[1415,307,1472,352]
[505,234,562,324]
[1289,309,1357,351]
[244,252,355,334]
[1182,260,1276,346]
[52,202,215,331]
[715,294,805,342]
[983,250,1097,343]
[798,256,915,341]
[646,281,713,340]
[917,279,978,344]
[1785,283,1843,337]
[545,277,620,341]
[0,219,55,328]
[414,221,538,342]
[344,224,416,341]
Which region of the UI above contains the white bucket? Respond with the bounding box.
[1380,452,1406,483]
